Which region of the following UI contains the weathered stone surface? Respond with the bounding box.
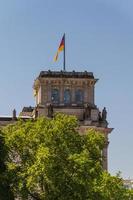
[0,70,113,171]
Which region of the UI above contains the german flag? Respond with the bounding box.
[54,34,65,61]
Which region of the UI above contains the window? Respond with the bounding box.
[75,89,84,104]
[64,89,71,104]
[51,89,59,104]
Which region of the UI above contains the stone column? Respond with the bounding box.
[102,140,109,171]
[92,85,95,104]
[71,84,75,104]
[41,84,46,105]
[60,81,64,104]
[47,81,51,103]
[89,84,94,105]
[84,82,88,103]
[37,87,42,105]
[88,85,92,104]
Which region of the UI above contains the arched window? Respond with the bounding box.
[51,88,59,104]
[75,89,84,104]
[64,89,71,104]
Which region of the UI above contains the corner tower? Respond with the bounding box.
[33,70,113,170]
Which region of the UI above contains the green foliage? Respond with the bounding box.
[0,130,14,200]
[95,172,133,200]
[2,114,133,200]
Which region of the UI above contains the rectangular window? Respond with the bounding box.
[64,89,71,104]
[75,89,84,104]
[51,89,60,104]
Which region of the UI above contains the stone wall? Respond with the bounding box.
[34,77,97,106]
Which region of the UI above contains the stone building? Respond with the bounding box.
[32,70,113,170]
[0,70,113,170]
[123,179,133,189]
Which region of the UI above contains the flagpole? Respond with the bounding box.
[63,33,66,71]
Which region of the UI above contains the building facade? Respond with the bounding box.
[0,70,113,170]
[32,70,113,170]
[123,179,133,189]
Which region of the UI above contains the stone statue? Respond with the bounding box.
[102,107,107,121]
[84,104,91,119]
[34,107,38,119]
[12,109,17,120]
[48,104,53,118]
[98,111,102,121]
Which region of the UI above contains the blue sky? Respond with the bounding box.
[0,0,133,178]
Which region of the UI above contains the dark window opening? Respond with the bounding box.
[51,89,59,104]
[64,89,71,104]
[75,89,84,104]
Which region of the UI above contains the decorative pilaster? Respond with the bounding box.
[71,84,75,103]
[47,81,51,103]
[60,81,64,104]
[84,81,88,103]
[102,140,109,171]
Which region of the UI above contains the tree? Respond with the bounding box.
[0,130,14,200]
[95,172,133,200]
[3,114,133,200]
